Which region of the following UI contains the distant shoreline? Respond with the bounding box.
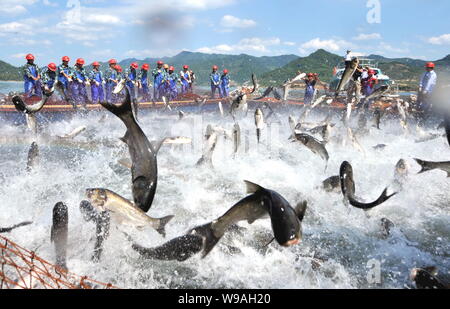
[0,80,21,83]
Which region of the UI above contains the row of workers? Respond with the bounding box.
[23,54,233,105]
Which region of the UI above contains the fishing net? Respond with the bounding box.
[0,235,118,289]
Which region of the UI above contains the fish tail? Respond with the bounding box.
[12,95,27,113]
[414,158,434,174]
[156,215,175,238]
[100,87,134,123]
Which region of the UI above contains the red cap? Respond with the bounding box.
[307,73,314,77]
[223,69,228,74]
[368,69,375,75]
[115,65,123,72]
[109,59,117,65]
[157,60,164,65]
[131,62,139,69]
[142,64,149,70]
[169,66,175,71]
[62,56,70,62]
[26,54,35,60]
[425,62,435,68]
[212,65,218,70]
[93,61,100,67]
[47,63,57,72]
[76,58,85,65]
[183,65,189,69]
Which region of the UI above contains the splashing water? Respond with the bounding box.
[0,104,449,289]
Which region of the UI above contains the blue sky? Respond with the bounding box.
[1,0,449,66]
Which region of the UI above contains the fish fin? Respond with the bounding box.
[295,201,308,222]
[120,131,131,144]
[263,237,275,247]
[50,225,55,243]
[152,138,167,155]
[244,180,264,194]
[118,158,132,169]
[156,215,175,238]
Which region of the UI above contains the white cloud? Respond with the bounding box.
[124,49,181,59]
[283,41,296,46]
[0,22,33,35]
[376,42,409,54]
[42,0,58,7]
[0,0,37,15]
[119,0,236,11]
[353,33,382,41]
[220,15,256,29]
[196,37,285,55]
[84,14,122,25]
[428,34,450,45]
[299,38,354,55]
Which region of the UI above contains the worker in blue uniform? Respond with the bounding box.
[125,62,139,101]
[220,69,230,98]
[71,58,89,107]
[105,59,119,103]
[152,60,164,101]
[89,61,104,104]
[180,65,191,95]
[138,64,150,102]
[210,65,221,98]
[23,54,42,98]
[41,63,57,94]
[57,56,72,102]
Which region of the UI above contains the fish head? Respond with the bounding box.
[395,159,408,175]
[264,192,302,247]
[53,202,68,225]
[294,134,308,145]
[79,200,98,222]
[86,188,108,211]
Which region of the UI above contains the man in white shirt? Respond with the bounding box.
[418,62,437,112]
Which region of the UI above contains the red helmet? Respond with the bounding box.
[62,56,70,62]
[183,65,189,69]
[307,73,314,77]
[131,62,139,69]
[115,65,123,72]
[93,61,100,67]
[169,66,175,71]
[212,65,218,70]
[76,58,85,65]
[142,64,150,70]
[108,59,117,65]
[26,54,35,60]
[368,69,375,75]
[157,60,164,65]
[47,63,57,72]
[425,62,435,68]
[223,69,228,74]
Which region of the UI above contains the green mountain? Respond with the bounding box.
[0,60,22,81]
[259,49,342,85]
[260,50,450,90]
[117,51,299,85]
